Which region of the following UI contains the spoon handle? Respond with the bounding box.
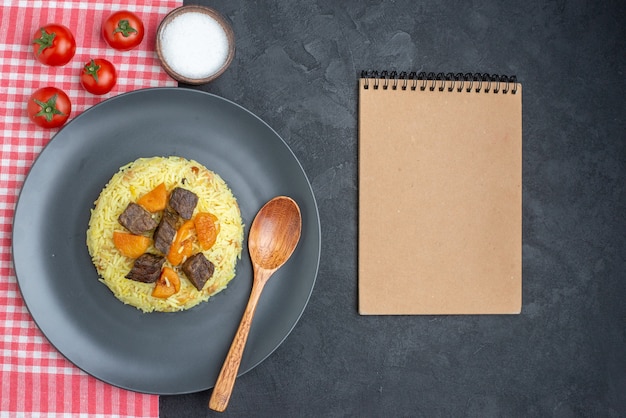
[209,269,271,411]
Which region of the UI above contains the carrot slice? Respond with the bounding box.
[194,212,220,250]
[152,267,181,298]
[136,183,168,212]
[167,220,195,265]
[113,231,151,258]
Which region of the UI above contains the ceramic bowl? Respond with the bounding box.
[156,5,235,84]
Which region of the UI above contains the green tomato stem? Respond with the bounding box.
[84,59,101,83]
[33,94,65,122]
[33,28,56,55]
[113,19,138,37]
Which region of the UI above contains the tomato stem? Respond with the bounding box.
[33,94,65,122]
[33,28,56,55]
[83,59,101,83]
[113,19,138,37]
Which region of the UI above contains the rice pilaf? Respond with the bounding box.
[86,156,244,312]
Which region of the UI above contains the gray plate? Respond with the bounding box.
[12,87,320,395]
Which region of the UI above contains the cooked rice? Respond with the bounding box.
[86,156,244,313]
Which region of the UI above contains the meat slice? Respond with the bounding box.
[169,187,198,219]
[153,210,178,254]
[118,202,157,234]
[182,253,215,291]
[125,253,165,283]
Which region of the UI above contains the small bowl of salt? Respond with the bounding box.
[156,5,235,84]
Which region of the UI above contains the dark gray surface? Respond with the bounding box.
[161,0,625,416]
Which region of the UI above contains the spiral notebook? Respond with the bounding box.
[358,71,522,315]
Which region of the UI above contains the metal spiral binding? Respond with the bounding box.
[361,70,518,94]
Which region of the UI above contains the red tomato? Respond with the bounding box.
[80,58,117,95]
[102,11,145,51]
[32,24,76,66]
[27,87,72,129]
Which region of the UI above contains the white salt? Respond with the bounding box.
[159,12,230,79]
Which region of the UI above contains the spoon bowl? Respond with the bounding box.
[248,197,302,271]
[209,196,302,411]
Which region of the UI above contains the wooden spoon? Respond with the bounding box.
[209,196,302,412]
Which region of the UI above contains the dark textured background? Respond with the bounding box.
[161,0,625,416]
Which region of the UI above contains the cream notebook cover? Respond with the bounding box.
[358,72,522,315]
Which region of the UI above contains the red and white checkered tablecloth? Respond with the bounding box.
[0,1,181,416]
